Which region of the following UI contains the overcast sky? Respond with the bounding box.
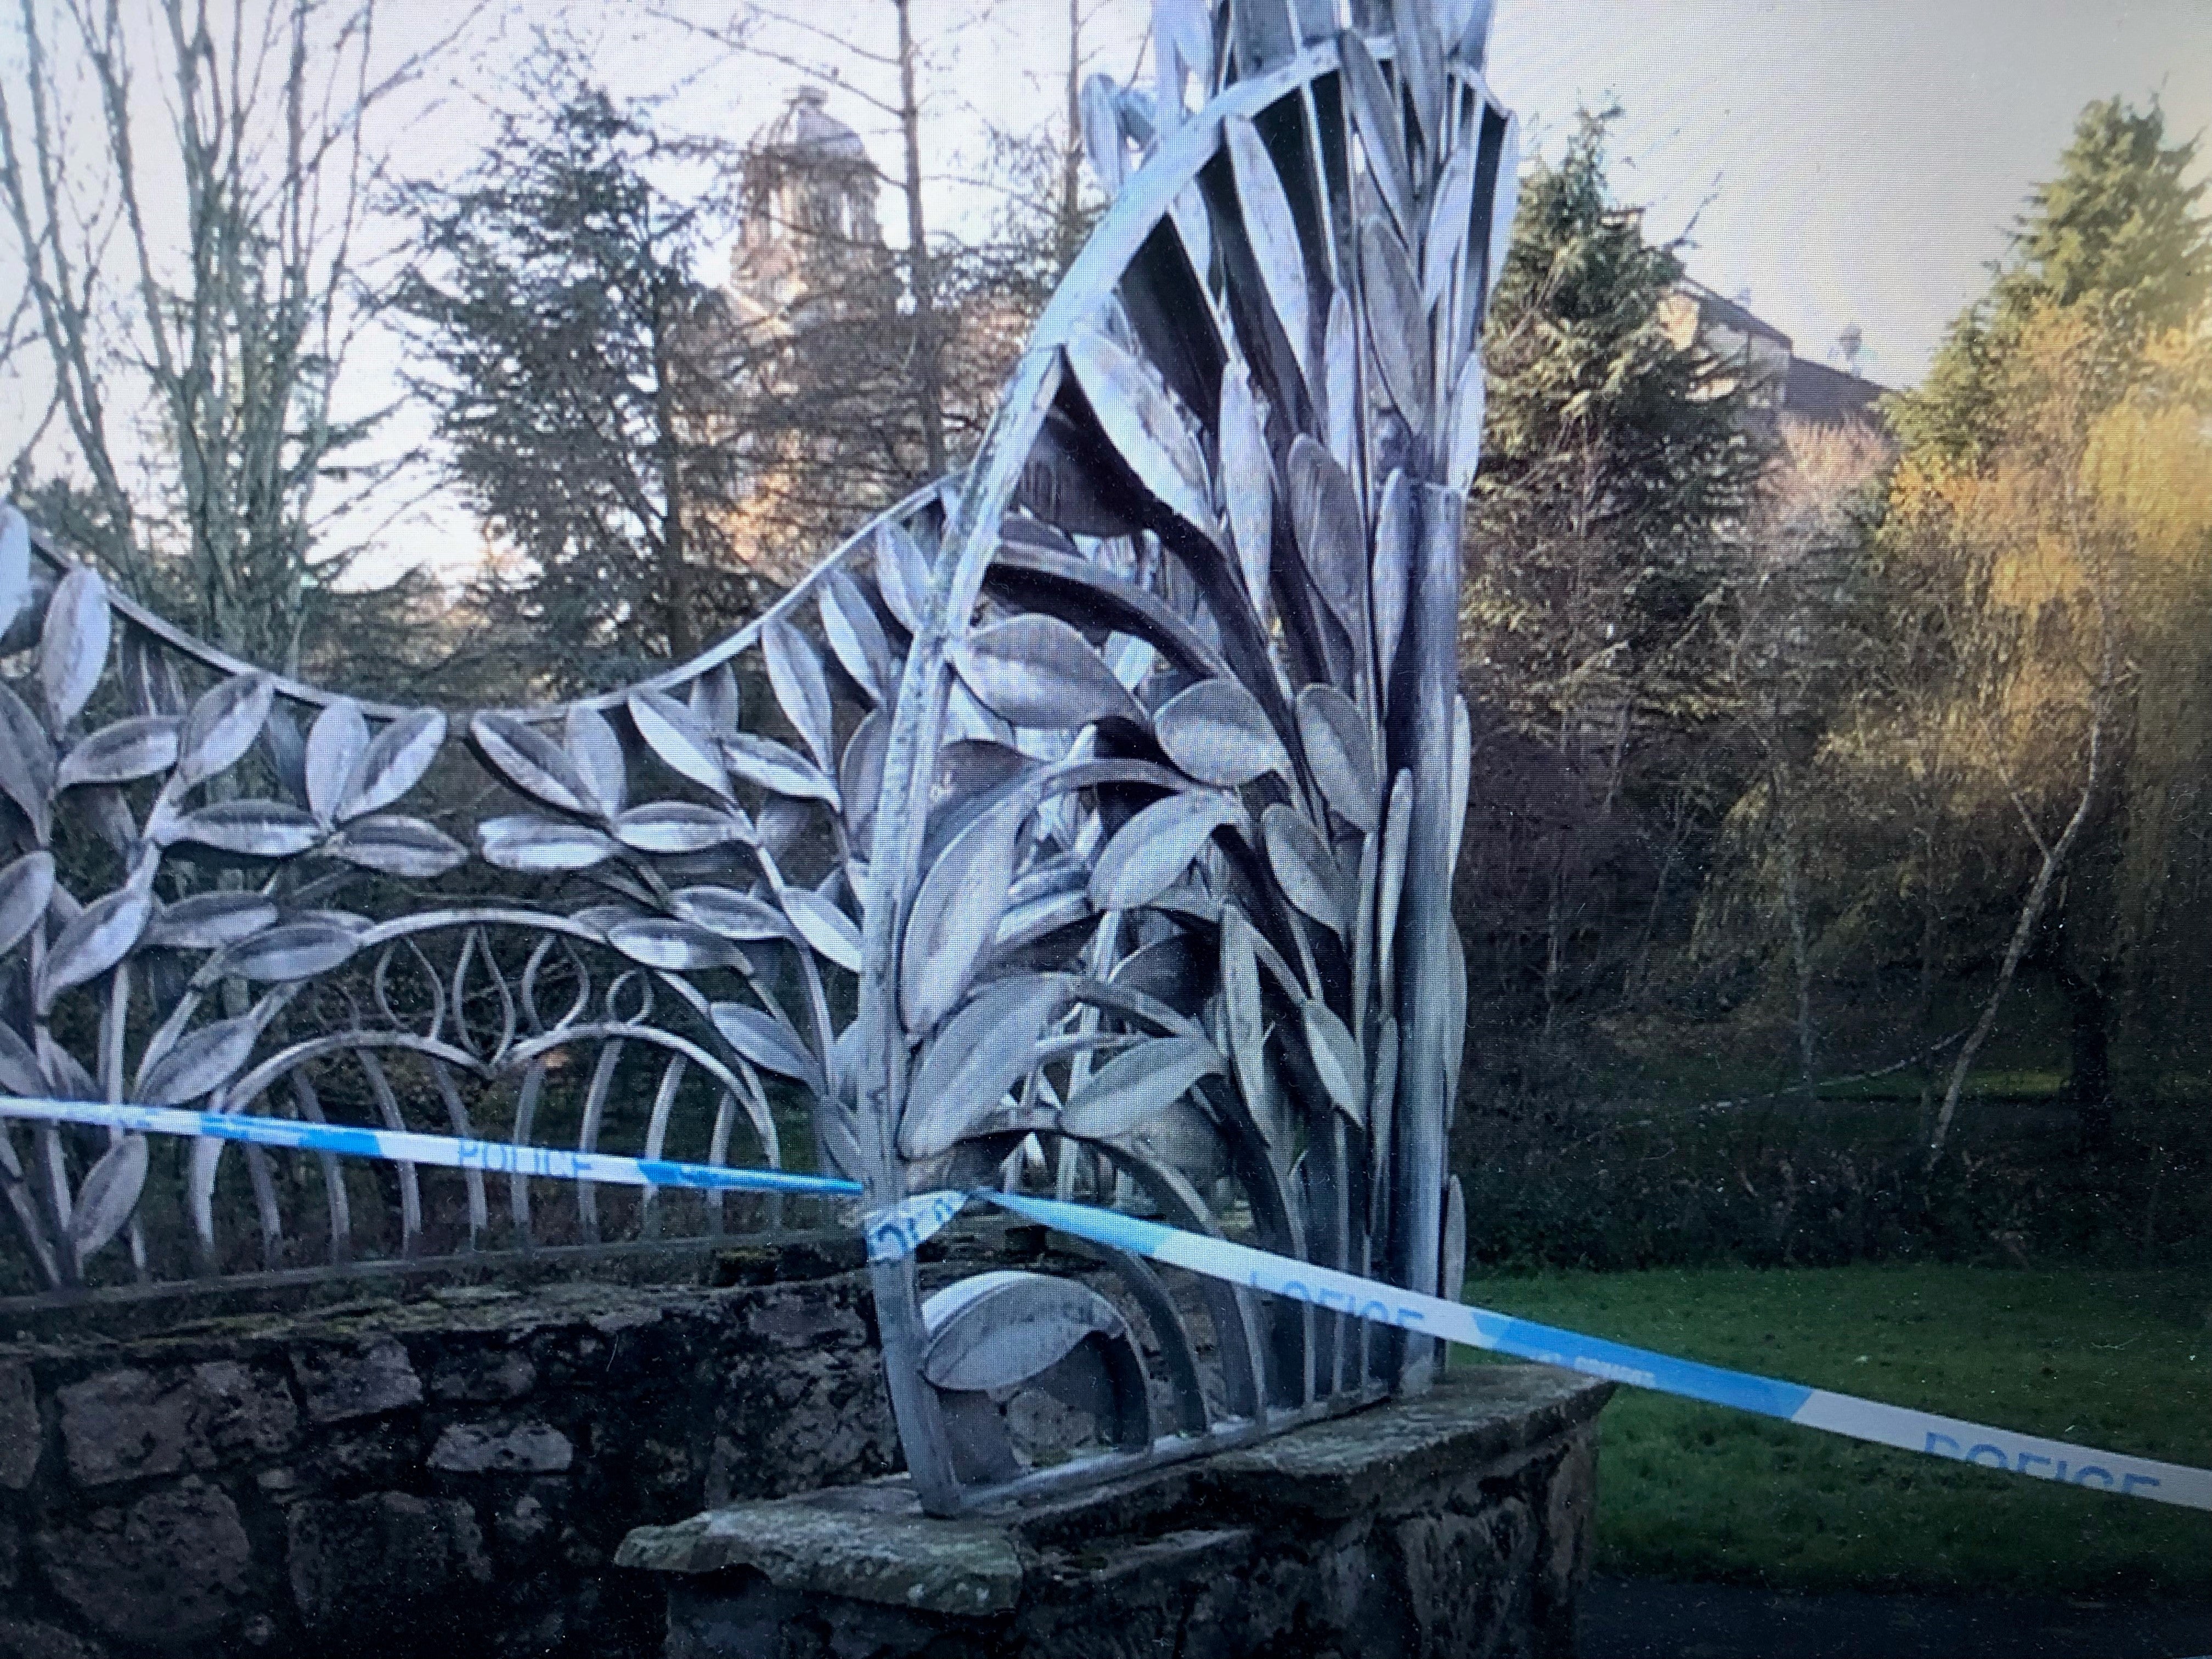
[4,0,2208,579]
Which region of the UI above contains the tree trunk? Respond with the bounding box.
[651,282,699,662]
[1058,0,1082,270]
[891,0,947,477]
[2059,966,2114,1152]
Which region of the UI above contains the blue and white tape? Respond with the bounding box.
[6,1094,2207,1513]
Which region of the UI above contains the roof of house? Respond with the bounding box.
[1784,356,1889,428]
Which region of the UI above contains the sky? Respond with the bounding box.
[3,0,2208,581]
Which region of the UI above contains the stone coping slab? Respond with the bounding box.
[616,1362,1611,1617]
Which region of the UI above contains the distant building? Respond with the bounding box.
[731,86,891,332]
[1657,278,1889,436]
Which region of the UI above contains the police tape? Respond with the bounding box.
[7,1093,2208,1513]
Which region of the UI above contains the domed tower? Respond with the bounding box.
[732,86,889,330]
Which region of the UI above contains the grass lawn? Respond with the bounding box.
[1461,1264,2212,1595]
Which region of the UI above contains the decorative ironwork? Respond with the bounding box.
[0,0,1516,1516]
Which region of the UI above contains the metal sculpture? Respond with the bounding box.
[0,0,1516,1517]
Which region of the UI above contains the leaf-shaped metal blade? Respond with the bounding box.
[952,614,1145,732]
[1155,679,1290,787]
[1289,436,1368,639]
[136,1014,261,1105]
[327,815,470,879]
[1324,291,1358,471]
[920,1269,1128,1392]
[723,732,840,808]
[710,1001,822,1092]
[305,700,370,823]
[874,521,933,636]
[144,892,276,951]
[0,506,27,637]
[626,692,731,800]
[1296,683,1380,832]
[1372,471,1415,693]
[1339,29,1412,239]
[1392,0,1446,158]
[1219,907,1271,1145]
[782,887,863,974]
[0,850,54,960]
[39,566,110,730]
[1442,1172,1467,1307]
[764,618,838,774]
[901,794,1027,1032]
[471,712,594,814]
[1261,803,1343,935]
[565,704,628,818]
[1226,115,1311,382]
[899,975,1066,1159]
[608,918,748,974]
[1088,791,1240,912]
[819,571,895,706]
[54,716,178,793]
[176,673,275,789]
[1301,999,1363,1124]
[1376,769,1414,984]
[1080,71,1126,198]
[168,801,323,859]
[611,802,752,854]
[213,922,360,985]
[1359,214,1431,430]
[337,709,447,823]
[1061,1032,1224,1142]
[672,885,792,942]
[0,682,55,838]
[479,814,616,872]
[1449,693,1473,871]
[1422,142,1479,311]
[1218,354,1274,627]
[1064,329,1219,543]
[690,663,741,735]
[67,1133,148,1257]
[1487,112,1521,299]
[1446,353,1487,494]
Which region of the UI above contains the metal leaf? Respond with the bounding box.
[136,1014,261,1105]
[615,691,726,801]
[1061,1032,1224,1141]
[1261,803,1342,934]
[819,570,895,706]
[1289,436,1368,637]
[1487,113,1521,298]
[1088,791,1240,912]
[305,699,370,823]
[144,892,276,951]
[1392,0,1446,156]
[337,708,447,823]
[764,618,838,773]
[1360,213,1431,427]
[0,850,54,960]
[840,709,889,850]
[690,662,742,735]
[901,793,1026,1032]
[1064,329,1218,542]
[670,884,792,942]
[607,918,748,974]
[1219,907,1271,1143]
[67,1133,147,1257]
[709,1001,822,1092]
[55,716,178,792]
[899,975,1066,1158]
[1372,471,1415,692]
[921,1269,1127,1391]
[176,673,274,789]
[1449,692,1473,870]
[1324,291,1358,470]
[39,566,110,730]
[0,1020,44,1098]
[1153,0,1212,101]
[782,887,862,973]
[1339,29,1412,238]
[215,922,360,984]
[0,506,27,637]
[952,614,1144,732]
[565,704,628,817]
[327,815,469,879]
[1301,999,1363,1124]
[611,802,751,854]
[469,712,588,813]
[479,814,616,872]
[170,801,323,859]
[1080,71,1126,196]
[723,732,839,808]
[1155,679,1289,786]
[1442,1172,1467,1306]
[1378,769,1414,972]
[1422,143,1479,309]
[0,682,54,838]
[1226,115,1311,381]
[1446,353,1487,494]
[1218,354,1273,625]
[874,521,932,636]
[1296,683,1379,832]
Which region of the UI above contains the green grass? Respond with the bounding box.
[1463,1264,2212,1594]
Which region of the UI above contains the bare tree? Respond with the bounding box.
[0,0,467,668]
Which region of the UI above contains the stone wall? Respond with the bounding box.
[0,1238,906,1659]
